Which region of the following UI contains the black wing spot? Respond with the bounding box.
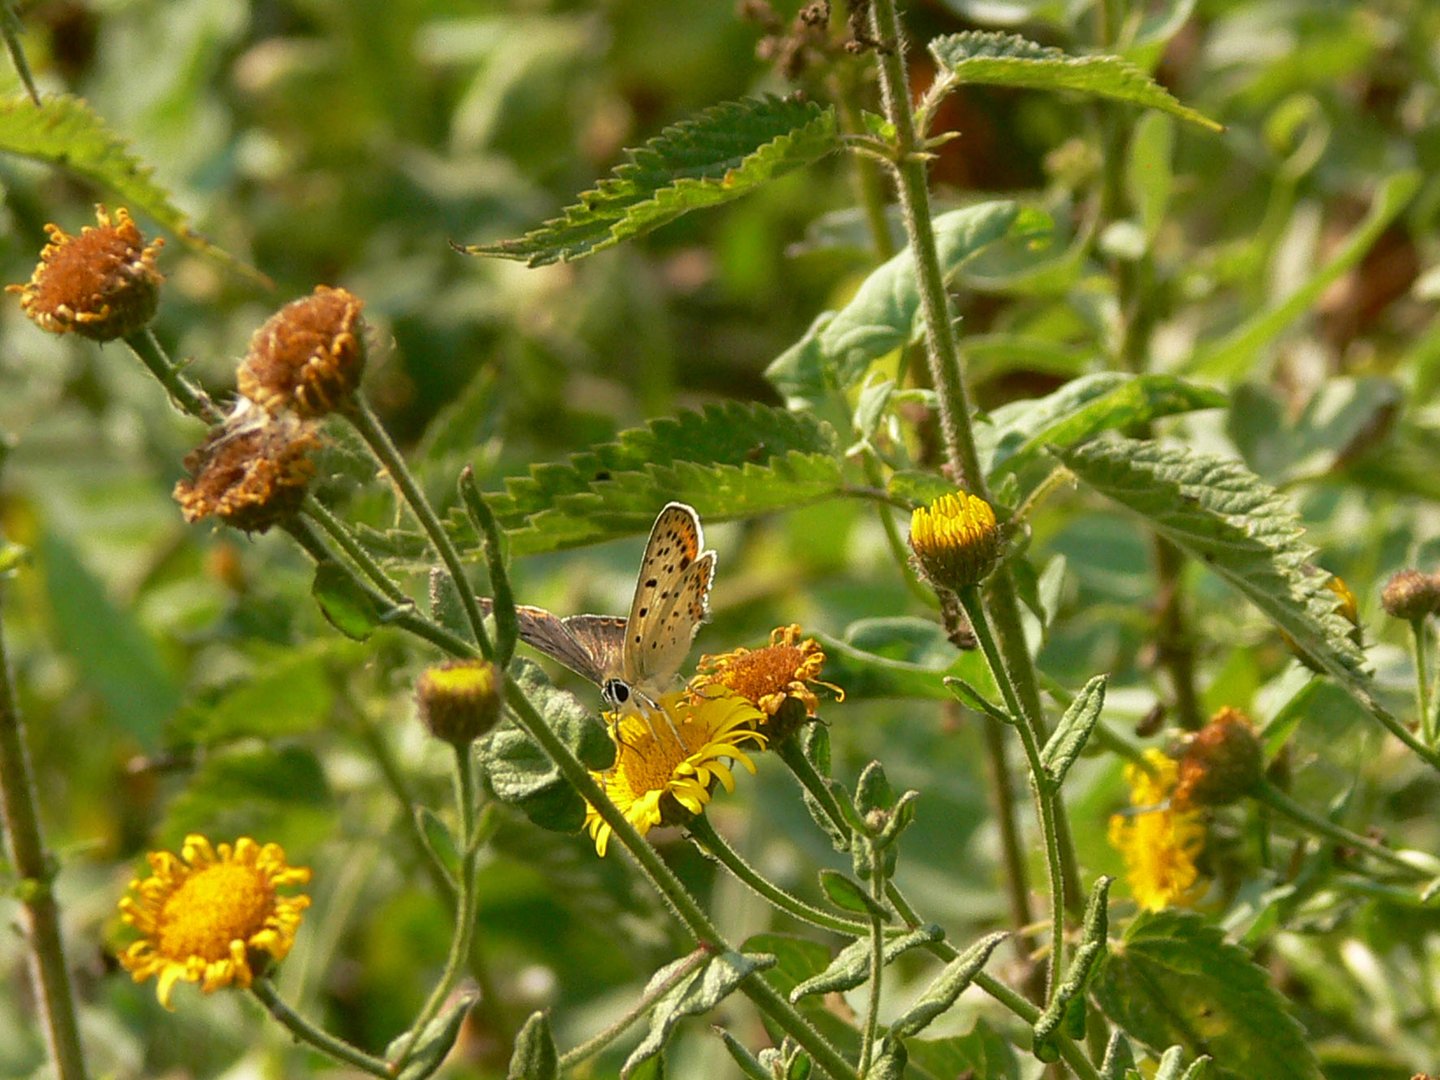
[646,578,658,588]
[679,555,692,569]
[633,635,642,644]
[639,606,649,617]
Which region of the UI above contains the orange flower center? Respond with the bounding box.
[715,644,807,702]
[157,862,273,962]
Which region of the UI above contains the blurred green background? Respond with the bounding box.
[0,0,1439,1077]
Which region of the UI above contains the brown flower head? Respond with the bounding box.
[7,205,163,341]
[1174,706,1263,809]
[237,286,366,418]
[689,624,842,735]
[1381,569,1440,623]
[173,403,321,534]
[416,659,504,745]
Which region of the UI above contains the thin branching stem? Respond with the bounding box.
[557,947,710,1070]
[251,979,390,1076]
[1254,780,1434,882]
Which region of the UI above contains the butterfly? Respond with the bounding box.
[483,502,716,713]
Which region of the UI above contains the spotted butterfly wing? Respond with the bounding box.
[620,503,716,698]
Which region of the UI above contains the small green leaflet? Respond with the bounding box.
[1091,911,1320,1080]
[463,96,838,266]
[0,96,267,284]
[928,32,1221,132]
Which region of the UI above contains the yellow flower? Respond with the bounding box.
[8,205,164,341]
[908,491,1001,591]
[1107,750,1206,912]
[689,624,843,721]
[585,691,766,857]
[117,835,311,1009]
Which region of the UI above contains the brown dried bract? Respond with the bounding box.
[7,205,163,341]
[237,285,366,418]
[173,407,321,534]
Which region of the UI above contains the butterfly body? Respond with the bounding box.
[486,503,716,711]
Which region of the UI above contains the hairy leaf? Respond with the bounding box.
[790,925,944,1000]
[767,203,1049,406]
[1055,439,1431,763]
[506,1012,559,1080]
[1092,911,1320,1080]
[928,32,1221,132]
[623,951,773,1078]
[1039,675,1108,788]
[890,932,1008,1038]
[981,373,1225,484]
[464,96,838,265]
[0,95,265,282]
[395,995,475,1080]
[906,1021,1021,1080]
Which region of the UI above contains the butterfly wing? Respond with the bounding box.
[478,598,619,686]
[621,503,716,693]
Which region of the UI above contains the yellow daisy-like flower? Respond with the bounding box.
[585,691,767,857]
[7,205,164,341]
[689,624,843,721]
[908,491,1002,591]
[117,834,311,1009]
[1107,749,1206,912]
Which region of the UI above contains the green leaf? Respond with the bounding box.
[171,644,340,745]
[906,1021,1021,1080]
[818,869,890,920]
[865,1037,907,1079]
[791,925,944,1001]
[890,932,1008,1038]
[1127,112,1175,242]
[0,95,265,283]
[717,1030,772,1080]
[854,760,895,816]
[395,995,475,1080]
[1039,675,1108,789]
[40,530,180,751]
[1034,876,1112,1060]
[767,203,1048,399]
[1225,378,1402,485]
[415,806,460,892]
[623,951,773,1078]
[980,372,1225,486]
[1054,439,1428,762]
[312,562,384,641]
[160,745,332,852]
[479,662,612,832]
[438,403,843,557]
[928,32,1221,132]
[506,1011,559,1080]
[1187,170,1420,377]
[1092,911,1321,1080]
[464,96,838,266]
[1101,1031,1137,1080]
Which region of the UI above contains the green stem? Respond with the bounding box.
[959,585,1067,1005]
[394,742,482,1069]
[773,735,853,842]
[501,687,859,1080]
[303,497,410,604]
[885,884,1103,1080]
[1254,780,1432,881]
[857,838,887,1075]
[250,979,390,1076]
[688,814,867,936]
[343,396,493,659]
[557,948,710,1070]
[979,710,1040,978]
[124,328,221,423]
[1410,619,1433,745]
[0,588,88,1080]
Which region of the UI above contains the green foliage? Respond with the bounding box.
[0,95,262,281]
[507,1012,559,1080]
[1038,674,1107,788]
[927,32,1222,131]
[790,924,943,1000]
[906,1021,1021,1080]
[1092,911,1321,1080]
[889,932,1008,1038]
[464,96,838,266]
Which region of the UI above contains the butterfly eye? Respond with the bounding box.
[604,679,631,706]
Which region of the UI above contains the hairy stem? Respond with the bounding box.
[557,948,710,1070]
[251,979,390,1076]
[1254,780,1433,881]
[124,328,222,423]
[0,588,88,1080]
